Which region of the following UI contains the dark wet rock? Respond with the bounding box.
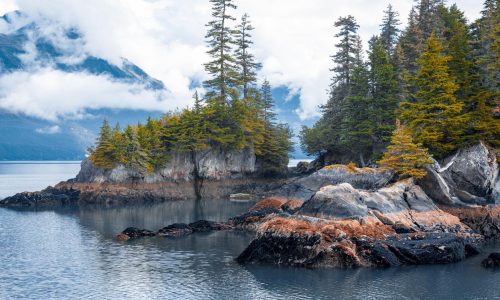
[392,222,417,234]
[236,218,484,268]
[419,142,498,205]
[442,206,500,239]
[237,232,324,267]
[229,208,285,229]
[293,161,314,175]
[188,220,230,232]
[274,165,393,200]
[481,253,500,268]
[157,223,193,237]
[119,227,156,240]
[385,232,482,265]
[0,186,80,208]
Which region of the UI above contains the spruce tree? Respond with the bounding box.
[400,34,466,157]
[368,38,399,156]
[380,4,401,55]
[235,13,261,99]
[260,80,276,125]
[89,120,116,169]
[399,8,424,77]
[416,0,445,40]
[123,125,151,174]
[378,120,433,180]
[340,36,372,165]
[203,0,239,104]
[320,16,361,156]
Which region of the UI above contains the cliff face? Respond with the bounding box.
[418,141,499,205]
[76,146,256,183]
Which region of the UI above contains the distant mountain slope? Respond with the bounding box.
[0,11,169,160]
[0,11,164,89]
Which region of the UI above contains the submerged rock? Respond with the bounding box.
[157,223,193,237]
[481,253,500,268]
[118,227,156,240]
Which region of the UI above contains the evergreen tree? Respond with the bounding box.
[399,7,424,77]
[340,37,372,165]
[400,34,466,157]
[204,0,239,104]
[473,0,499,92]
[123,125,151,174]
[255,80,293,174]
[368,38,399,157]
[320,16,361,155]
[331,16,360,89]
[416,0,446,40]
[145,117,168,170]
[260,80,276,124]
[235,13,261,99]
[378,120,433,180]
[89,120,116,169]
[380,4,401,55]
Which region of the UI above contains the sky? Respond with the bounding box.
[0,0,483,123]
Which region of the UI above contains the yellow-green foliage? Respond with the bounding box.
[378,120,433,179]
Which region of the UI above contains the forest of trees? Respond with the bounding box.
[89,0,293,179]
[300,0,499,167]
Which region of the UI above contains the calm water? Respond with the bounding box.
[0,162,499,300]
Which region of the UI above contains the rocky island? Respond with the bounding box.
[2,141,498,269]
[1,0,499,272]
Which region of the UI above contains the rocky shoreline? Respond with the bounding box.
[1,142,499,268]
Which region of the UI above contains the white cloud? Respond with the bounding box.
[0,69,174,121]
[0,0,483,121]
[35,125,61,134]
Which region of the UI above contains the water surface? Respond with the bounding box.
[0,162,499,300]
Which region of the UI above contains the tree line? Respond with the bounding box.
[89,0,294,180]
[300,0,499,174]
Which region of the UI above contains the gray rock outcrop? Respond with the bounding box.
[76,146,256,183]
[418,142,498,205]
[274,165,393,200]
[299,179,461,233]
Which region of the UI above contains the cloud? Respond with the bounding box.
[35,125,61,134]
[0,69,174,121]
[1,0,483,121]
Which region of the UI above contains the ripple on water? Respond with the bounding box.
[1,206,499,300]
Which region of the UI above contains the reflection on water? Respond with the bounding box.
[0,162,499,299]
[1,200,499,300]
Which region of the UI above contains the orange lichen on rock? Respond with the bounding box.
[281,199,304,212]
[257,217,396,241]
[249,197,289,212]
[250,197,304,213]
[116,233,130,241]
[323,164,378,174]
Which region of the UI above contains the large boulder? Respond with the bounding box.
[274,165,393,200]
[299,179,461,233]
[418,142,498,205]
[237,217,482,268]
